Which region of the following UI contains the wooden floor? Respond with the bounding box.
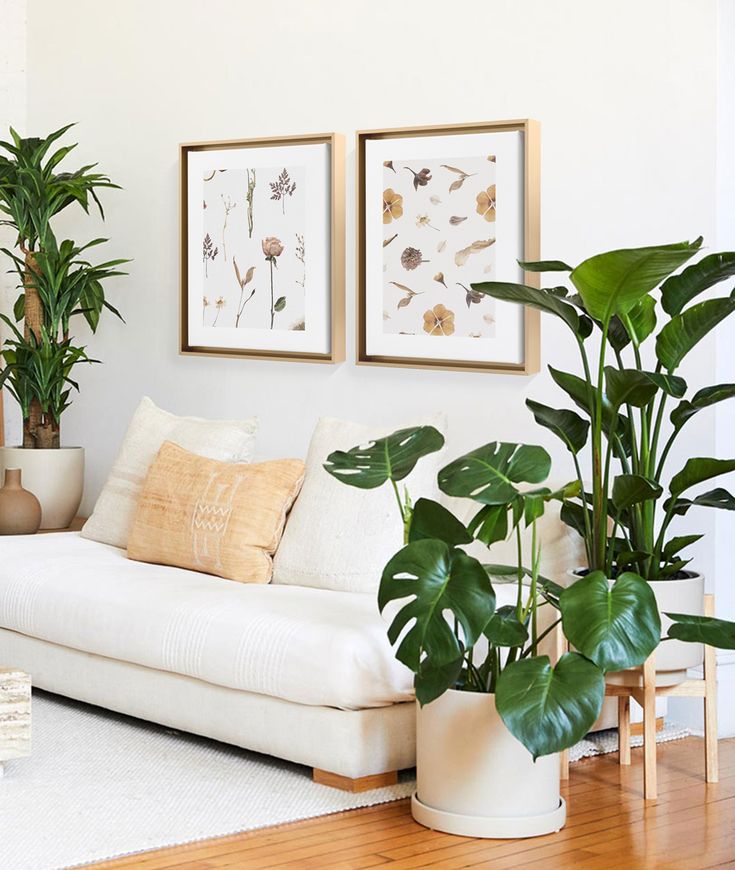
[96,737,735,869]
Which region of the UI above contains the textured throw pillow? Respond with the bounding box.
[82,397,258,549]
[273,415,446,593]
[127,442,305,584]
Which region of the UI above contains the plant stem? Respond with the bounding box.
[269,258,275,329]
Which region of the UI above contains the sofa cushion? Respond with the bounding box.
[128,443,304,584]
[82,398,259,550]
[0,533,414,710]
[273,415,446,593]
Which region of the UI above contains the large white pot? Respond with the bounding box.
[568,569,704,687]
[0,447,84,530]
[412,690,565,838]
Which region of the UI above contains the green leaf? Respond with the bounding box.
[468,504,509,546]
[12,293,24,322]
[616,550,651,569]
[274,296,286,312]
[666,487,735,516]
[604,368,658,409]
[495,653,605,759]
[409,497,472,546]
[656,296,735,371]
[484,605,528,647]
[414,655,464,706]
[666,613,735,649]
[526,399,589,455]
[517,259,572,272]
[438,442,551,505]
[570,240,701,323]
[621,295,657,346]
[560,571,661,672]
[470,282,585,337]
[661,251,735,316]
[671,383,735,432]
[560,500,592,540]
[662,534,703,561]
[323,425,444,489]
[379,540,495,672]
[669,458,735,499]
[612,474,663,514]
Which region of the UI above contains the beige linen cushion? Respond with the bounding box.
[273,415,446,594]
[82,397,258,549]
[127,442,305,584]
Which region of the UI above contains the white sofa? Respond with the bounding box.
[0,519,585,788]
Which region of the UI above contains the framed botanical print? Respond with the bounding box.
[180,132,344,362]
[357,120,540,374]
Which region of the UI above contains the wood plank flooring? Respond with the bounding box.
[97,737,735,869]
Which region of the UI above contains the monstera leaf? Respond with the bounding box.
[408,497,472,546]
[484,605,528,647]
[495,653,605,759]
[665,613,735,649]
[560,571,661,672]
[323,425,444,489]
[661,251,735,316]
[414,655,465,706]
[526,399,589,455]
[569,239,701,323]
[378,539,495,674]
[438,442,551,505]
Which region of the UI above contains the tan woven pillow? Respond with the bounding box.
[127,442,305,584]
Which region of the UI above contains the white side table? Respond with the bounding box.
[0,669,31,776]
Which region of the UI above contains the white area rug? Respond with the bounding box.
[0,692,690,870]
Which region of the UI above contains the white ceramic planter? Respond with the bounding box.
[0,447,84,530]
[567,569,704,687]
[412,690,565,838]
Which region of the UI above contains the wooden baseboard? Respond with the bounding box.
[630,716,664,737]
[313,768,398,793]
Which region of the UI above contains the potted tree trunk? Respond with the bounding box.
[323,429,677,837]
[0,125,127,528]
[474,239,735,683]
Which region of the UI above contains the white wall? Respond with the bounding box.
[11,0,735,732]
[0,0,26,445]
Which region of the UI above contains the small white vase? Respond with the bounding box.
[0,447,84,530]
[567,568,705,686]
[412,690,565,838]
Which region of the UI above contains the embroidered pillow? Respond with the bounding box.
[127,442,304,584]
[82,397,258,549]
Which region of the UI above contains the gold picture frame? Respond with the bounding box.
[356,119,540,374]
[180,132,345,363]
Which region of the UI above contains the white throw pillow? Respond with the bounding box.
[273,415,446,593]
[81,397,258,549]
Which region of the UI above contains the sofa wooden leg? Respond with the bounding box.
[313,768,398,792]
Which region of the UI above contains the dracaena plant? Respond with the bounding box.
[323,428,669,759]
[0,124,127,448]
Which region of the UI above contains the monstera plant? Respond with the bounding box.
[324,428,665,759]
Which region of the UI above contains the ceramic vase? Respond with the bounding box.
[0,447,84,529]
[0,468,42,535]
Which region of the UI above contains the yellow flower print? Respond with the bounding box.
[423,304,456,336]
[383,188,404,224]
[476,184,496,222]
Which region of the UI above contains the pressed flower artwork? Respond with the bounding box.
[359,122,538,372]
[182,134,343,362]
[381,156,498,340]
[198,165,306,331]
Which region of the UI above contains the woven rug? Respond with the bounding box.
[0,691,689,870]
